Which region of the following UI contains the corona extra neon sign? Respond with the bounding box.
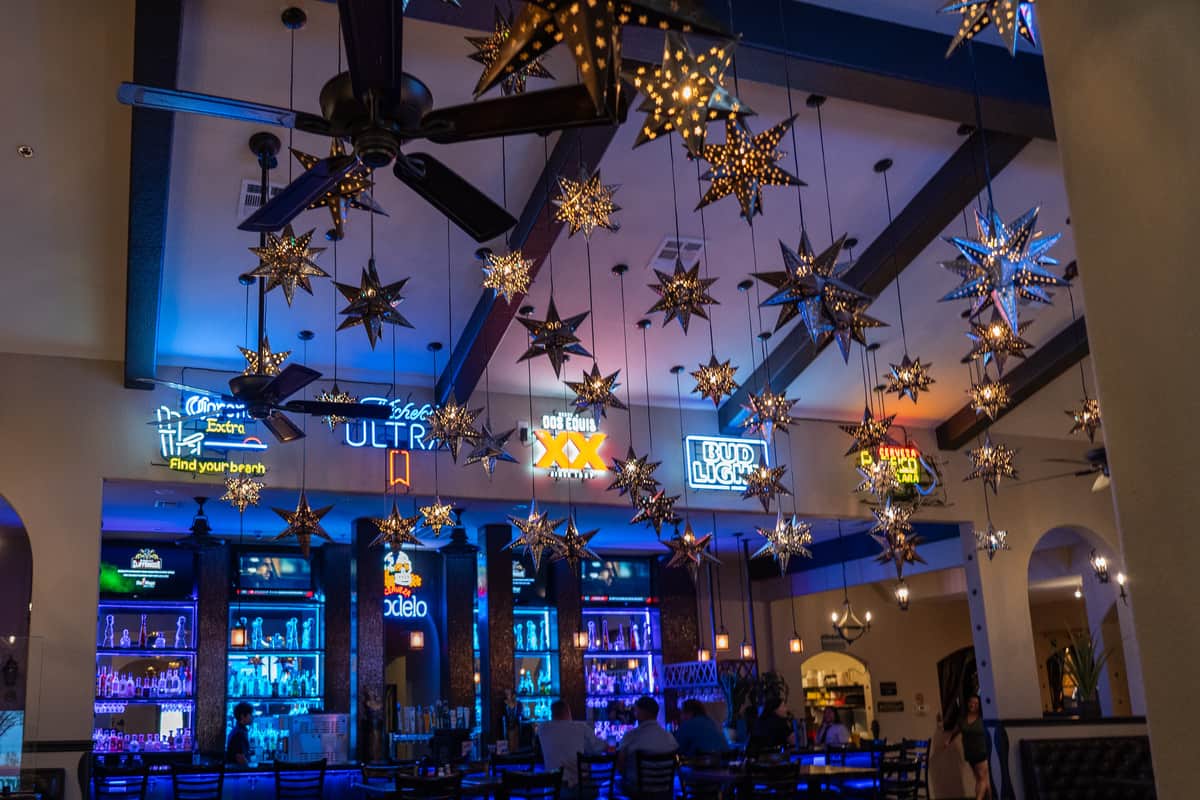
[383,550,429,620]
[685,435,769,491]
[532,412,607,479]
[344,396,435,451]
[155,392,268,477]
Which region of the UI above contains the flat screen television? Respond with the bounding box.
[235,552,314,597]
[580,558,656,603]
[512,552,553,606]
[99,542,196,600]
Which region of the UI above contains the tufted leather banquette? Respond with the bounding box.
[1020,735,1155,799]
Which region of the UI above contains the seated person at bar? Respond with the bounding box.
[748,698,796,754]
[537,700,607,797]
[814,706,850,746]
[615,696,677,793]
[674,699,727,758]
[226,701,253,766]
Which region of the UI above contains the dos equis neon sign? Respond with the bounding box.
[533,412,607,480]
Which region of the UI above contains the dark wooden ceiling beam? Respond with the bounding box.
[124,0,183,389]
[717,129,1031,434]
[936,314,1089,451]
[435,124,621,404]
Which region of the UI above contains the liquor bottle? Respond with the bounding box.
[629,621,640,651]
[643,619,652,651]
[137,614,148,649]
[615,624,625,651]
[601,619,610,651]
[587,620,597,650]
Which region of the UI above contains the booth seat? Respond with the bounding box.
[1019,735,1154,800]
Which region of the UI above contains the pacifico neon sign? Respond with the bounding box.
[533,412,607,480]
[344,396,435,451]
[857,444,940,497]
[685,435,769,491]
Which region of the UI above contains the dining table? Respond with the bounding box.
[679,762,878,797]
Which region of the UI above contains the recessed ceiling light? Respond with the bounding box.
[16,145,34,158]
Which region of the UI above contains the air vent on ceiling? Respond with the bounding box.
[237,179,286,222]
[645,236,705,273]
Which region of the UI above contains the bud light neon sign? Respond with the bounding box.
[685,435,770,492]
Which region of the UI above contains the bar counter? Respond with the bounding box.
[119,762,363,800]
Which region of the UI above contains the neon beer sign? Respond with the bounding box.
[533,412,607,479]
[685,435,769,491]
[344,396,435,451]
[383,550,429,620]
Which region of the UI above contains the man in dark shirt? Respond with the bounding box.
[226,701,253,765]
[749,699,796,755]
[674,699,728,757]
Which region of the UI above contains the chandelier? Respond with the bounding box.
[1089,550,1110,583]
[830,521,872,644]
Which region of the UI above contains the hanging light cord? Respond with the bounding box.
[640,325,655,451]
[881,168,909,353]
[735,532,749,641]
[1067,286,1089,398]
[543,136,556,294]
[527,333,537,501]
[777,0,806,231]
[617,269,636,445]
[331,236,339,384]
[713,515,726,631]
[673,369,692,519]
[288,27,295,182]
[838,521,850,604]
[695,159,718,357]
[966,43,996,212]
[431,347,440,497]
[814,101,836,245]
[743,288,760,390]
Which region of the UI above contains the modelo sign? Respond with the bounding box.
[383,550,429,620]
[685,435,769,491]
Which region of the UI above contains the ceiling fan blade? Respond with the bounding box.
[263,411,306,444]
[117,83,333,136]
[261,364,323,405]
[239,155,358,232]
[421,85,625,144]
[338,0,404,102]
[132,377,233,399]
[283,400,394,420]
[1043,458,1093,466]
[394,153,516,242]
[1017,470,1095,486]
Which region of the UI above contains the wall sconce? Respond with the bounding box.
[409,631,425,650]
[739,641,754,660]
[697,648,712,662]
[715,630,730,652]
[788,635,804,655]
[895,582,911,612]
[473,672,480,685]
[573,631,590,650]
[230,619,247,648]
[1117,572,1129,605]
[1089,550,1110,583]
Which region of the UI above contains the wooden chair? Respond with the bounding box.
[577,752,616,800]
[274,758,327,800]
[91,765,149,800]
[394,773,464,799]
[491,751,538,777]
[901,739,931,799]
[877,756,922,800]
[170,763,225,800]
[743,761,799,799]
[500,769,563,800]
[633,751,677,800]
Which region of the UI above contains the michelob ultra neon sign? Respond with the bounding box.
[533,412,607,479]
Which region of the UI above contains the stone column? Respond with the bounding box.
[441,527,479,713]
[1038,2,1200,794]
[323,543,352,716]
[195,546,229,756]
[354,519,385,762]
[478,523,514,744]
[552,559,586,720]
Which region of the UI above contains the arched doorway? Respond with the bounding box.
[0,496,33,792]
[798,652,874,741]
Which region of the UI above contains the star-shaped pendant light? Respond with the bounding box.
[631,490,681,536]
[517,298,591,377]
[741,459,792,513]
[755,232,854,336]
[221,473,263,513]
[466,7,554,96]
[975,521,1011,560]
[551,513,600,571]
[507,501,566,572]
[840,407,898,456]
[741,382,798,440]
[627,32,751,157]
[965,311,1033,375]
[869,498,925,579]
[370,502,423,552]
[855,459,900,500]
[752,514,813,575]
[481,249,533,303]
[419,498,456,538]
[272,490,333,560]
[464,421,519,476]
[823,290,888,363]
[427,400,481,462]
[565,362,628,424]
[886,355,935,403]
[472,0,724,113]
[940,205,1065,335]
[697,117,803,221]
[1066,397,1102,442]
[290,140,384,239]
[969,377,1010,420]
[940,0,1039,57]
[870,496,914,539]
[238,337,290,376]
[663,521,718,579]
[690,354,738,407]
[608,448,662,500]
[248,224,329,306]
[965,434,1018,494]
[648,259,719,333]
[553,166,621,238]
[334,258,413,349]
[315,383,358,431]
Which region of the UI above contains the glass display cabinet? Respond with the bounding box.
[226,601,324,719]
[581,606,663,743]
[513,606,559,722]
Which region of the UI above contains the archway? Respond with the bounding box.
[1026,526,1134,716]
[798,651,874,741]
[0,495,33,792]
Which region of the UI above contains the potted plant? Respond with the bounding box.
[1062,628,1111,719]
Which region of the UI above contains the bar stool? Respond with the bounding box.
[91,764,149,800]
[274,758,327,800]
[394,772,464,799]
[500,769,563,800]
[170,763,225,800]
[632,751,677,800]
[577,752,616,800]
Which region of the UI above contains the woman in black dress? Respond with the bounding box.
[945,695,991,800]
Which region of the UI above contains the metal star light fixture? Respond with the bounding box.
[1067,398,1102,443]
[975,521,1010,560]
[565,362,628,425]
[221,473,263,513]
[966,310,1033,375]
[742,459,792,513]
[627,32,751,157]
[481,249,533,304]
[464,421,519,476]
[419,499,456,538]
[517,298,591,377]
[631,490,681,536]
[466,7,554,96]
[663,521,718,580]
[238,336,290,376]
[648,259,719,333]
[427,400,482,462]
[969,376,1011,420]
[334,258,414,349]
[690,354,738,407]
[940,205,1065,336]
[370,502,423,552]
[608,448,662,500]
[553,166,621,238]
[855,458,900,499]
[752,514,813,575]
[507,501,566,572]
[742,382,798,440]
[315,383,356,431]
[840,406,898,456]
[754,232,853,336]
[697,117,803,221]
[965,434,1018,494]
[940,0,1039,57]
[272,490,333,560]
[248,224,328,307]
[289,140,385,239]
[551,514,600,571]
[870,498,926,580]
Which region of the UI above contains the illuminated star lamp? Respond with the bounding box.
[975,521,1010,560]
[886,355,935,403]
[565,363,628,425]
[741,383,798,440]
[939,0,1039,57]
[464,422,519,476]
[1067,397,1102,443]
[506,501,566,572]
[690,354,738,407]
[840,407,898,457]
[517,298,591,377]
[964,434,1018,494]
[630,490,681,536]
[315,383,357,431]
[272,490,334,560]
[663,522,718,581]
[248,224,328,307]
[369,503,423,552]
[969,377,1010,420]
[290,140,384,238]
[751,515,813,575]
[221,473,263,513]
[648,259,719,333]
[481,249,533,304]
[333,258,413,349]
[465,7,554,96]
[419,498,456,538]
[238,337,290,377]
[741,459,792,513]
[697,117,804,221]
[427,400,482,462]
[553,166,621,238]
[607,448,661,501]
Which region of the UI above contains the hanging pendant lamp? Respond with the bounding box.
[831,521,872,644]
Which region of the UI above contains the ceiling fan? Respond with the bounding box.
[175,496,225,551]
[1022,446,1110,492]
[143,362,391,444]
[116,0,628,242]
